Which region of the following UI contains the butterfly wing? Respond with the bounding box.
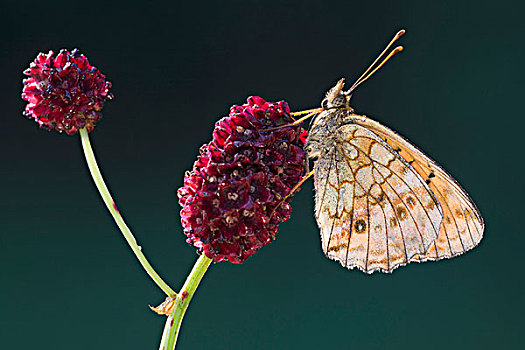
[314,117,443,273]
[351,115,484,262]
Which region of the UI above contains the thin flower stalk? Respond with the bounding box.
[80,128,176,297]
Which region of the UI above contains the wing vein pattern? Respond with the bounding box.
[311,112,484,273]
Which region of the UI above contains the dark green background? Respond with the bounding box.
[1,0,523,349]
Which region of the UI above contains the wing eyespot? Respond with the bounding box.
[354,219,366,233]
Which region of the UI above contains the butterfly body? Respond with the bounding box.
[305,79,484,273]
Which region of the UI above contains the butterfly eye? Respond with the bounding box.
[331,94,347,108]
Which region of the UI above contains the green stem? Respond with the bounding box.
[159,254,212,350]
[79,128,176,298]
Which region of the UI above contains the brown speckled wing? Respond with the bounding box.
[352,115,484,263]
[314,119,443,273]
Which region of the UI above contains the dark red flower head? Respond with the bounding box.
[21,49,113,135]
[177,96,308,263]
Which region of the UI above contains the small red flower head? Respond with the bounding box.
[178,97,308,263]
[21,49,113,135]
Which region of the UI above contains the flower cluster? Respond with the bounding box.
[178,96,308,263]
[22,49,112,135]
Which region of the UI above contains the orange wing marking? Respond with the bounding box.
[347,134,441,253]
[344,154,408,269]
[351,136,442,244]
[352,115,484,261]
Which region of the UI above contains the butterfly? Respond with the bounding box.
[289,30,484,273]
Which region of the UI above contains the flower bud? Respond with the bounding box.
[22,49,112,135]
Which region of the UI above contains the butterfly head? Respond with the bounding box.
[320,30,406,113]
[321,78,353,110]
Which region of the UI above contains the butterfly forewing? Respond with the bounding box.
[312,111,444,273]
[351,115,484,261]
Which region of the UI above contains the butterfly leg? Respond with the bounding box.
[266,108,323,131]
[289,108,323,124]
[291,108,324,117]
[286,170,314,199]
[269,170,315,219]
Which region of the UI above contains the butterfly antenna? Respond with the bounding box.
[345,29,405,96]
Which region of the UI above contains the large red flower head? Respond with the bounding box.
[177,96,308,263]
[21,49,113,135]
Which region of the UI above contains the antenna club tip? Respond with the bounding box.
[396,29,406,37]
[393,46,404,53]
